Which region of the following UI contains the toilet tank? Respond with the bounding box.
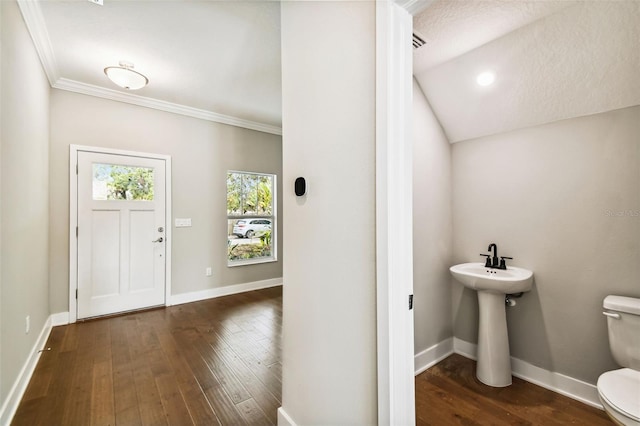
[604,295,640,369]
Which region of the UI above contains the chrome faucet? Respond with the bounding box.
[481,243,512,270]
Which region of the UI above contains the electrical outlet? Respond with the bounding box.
[26,315,30,334]
[206,267,212,276]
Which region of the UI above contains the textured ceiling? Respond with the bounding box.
[414,1,640,143]
[413,0,575,73]
[27,0,282,132]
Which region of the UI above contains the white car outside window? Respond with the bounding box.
[232,219,272,238]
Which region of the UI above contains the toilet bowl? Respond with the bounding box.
[597,295,640,426]
[597,368,640,426]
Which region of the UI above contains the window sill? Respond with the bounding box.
[228,257,277,268]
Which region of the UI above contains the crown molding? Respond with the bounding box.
[17,0,283,136]
[54,78,283,135]
[16,0,59,85]
[395,0,435,16]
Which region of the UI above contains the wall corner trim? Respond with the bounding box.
[169,278,283,306]
[277,407,297,426]
[0,314,54,425]
[16,0,59,85]
[448,338,602,410]
[51,312,70,326]
[414,337,454,376]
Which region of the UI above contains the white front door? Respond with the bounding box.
[76,151,166,319]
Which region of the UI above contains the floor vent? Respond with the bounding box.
[413,32,426,49]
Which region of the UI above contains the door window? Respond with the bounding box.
[93,163,154,201]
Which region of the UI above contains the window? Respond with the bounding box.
[227,171,276,266]
[93,163,154,201]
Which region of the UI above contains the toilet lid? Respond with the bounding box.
[598,368,640,422]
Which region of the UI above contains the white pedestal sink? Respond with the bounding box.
[450,262,533,387]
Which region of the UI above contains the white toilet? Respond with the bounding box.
[597,295,640,426]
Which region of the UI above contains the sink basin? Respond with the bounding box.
[450,262,534,387]
[450,262,533,293]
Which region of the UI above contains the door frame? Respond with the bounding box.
[69,144,172,324]
[376,1,422,424]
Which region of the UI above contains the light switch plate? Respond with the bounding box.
[175,218,192,227]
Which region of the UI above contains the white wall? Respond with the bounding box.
[0,0,51,402]
[451,106,640,384]
[280,1,377,424]
[412,79,453,355]
[49,90,282,314]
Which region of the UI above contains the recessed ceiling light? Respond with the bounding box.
[104,61,149,90]
[476,71,495,87]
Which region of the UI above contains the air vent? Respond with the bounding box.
[412,33,426,49]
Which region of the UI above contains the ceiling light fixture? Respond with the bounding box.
[476,71,496,87]
[104,61,148,90]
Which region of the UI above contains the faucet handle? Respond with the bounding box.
[499,256,513,270]
[480,254,492,268]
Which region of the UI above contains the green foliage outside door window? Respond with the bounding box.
[93,163,154,201]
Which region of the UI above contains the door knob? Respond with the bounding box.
[152,237,164,243]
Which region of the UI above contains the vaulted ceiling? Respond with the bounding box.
[413,0,640,143]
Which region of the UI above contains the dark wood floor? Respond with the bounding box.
[14,286,613,425]
[415,353,612,426]
[12,286,283,426]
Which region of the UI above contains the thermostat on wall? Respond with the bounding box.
[295,177,306,196]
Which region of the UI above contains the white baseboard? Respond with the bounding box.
[414,338,454,375]
[169,277,283,306]
[50,311,70,326]
[510,357,601,409]
[47,279,283,325]
[277,407,297,426]
[453,337,477,360]
[0,315,54,426]
[451,338,601,409]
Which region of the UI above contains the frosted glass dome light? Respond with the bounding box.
[476,71,496,87]
[104,61,148,90]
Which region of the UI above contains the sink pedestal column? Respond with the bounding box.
[476,290,512,387]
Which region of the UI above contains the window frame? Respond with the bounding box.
[226,170,277,267]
